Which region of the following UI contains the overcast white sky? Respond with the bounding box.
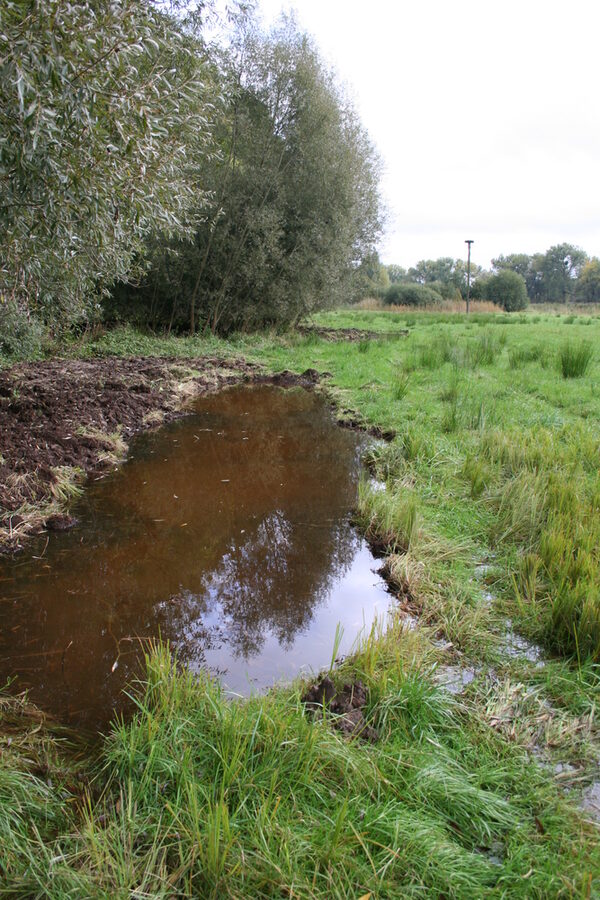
[256,0,600,270]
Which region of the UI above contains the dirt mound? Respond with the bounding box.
[303,674,378,741]
[298,325,408,342]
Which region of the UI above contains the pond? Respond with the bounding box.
[0,385,390,727]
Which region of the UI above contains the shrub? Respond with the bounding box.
[426,281,462,301]
[558,340,593,378]
[469,275,491,301]
[485,271,529,312]
[0,302,44,360]
[382,284,445,308]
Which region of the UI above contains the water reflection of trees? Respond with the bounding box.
[165,510,361,663]
[0,386,366,724]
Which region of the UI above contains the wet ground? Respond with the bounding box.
[0,385,390,727]
[297,325,408,342]
[0,355,260,536]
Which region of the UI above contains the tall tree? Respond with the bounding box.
[386,264,407,284]
[121,15,382,333]
[406,257,482,299]
[0,0,216,328]
[576,259,600,303]
[354,252,389,297]
[540,244,588,302]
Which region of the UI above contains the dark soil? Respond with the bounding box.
[0,356,340,549]
[0,356,256,515]
[298,325,408,342]
[302,674,378,741]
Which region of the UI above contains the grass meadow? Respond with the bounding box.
[2,308,600,896]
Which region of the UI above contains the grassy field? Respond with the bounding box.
[2,309,600,896]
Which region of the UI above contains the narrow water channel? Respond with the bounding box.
[0,385,390,727]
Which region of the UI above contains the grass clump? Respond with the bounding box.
[391,370,410,400]
[439,367,462,403]
[5,643,598,897]
[357,478,419,553]
[482,432,600,659]
[465,330,502,367]
[441,397,460,433]
[461,454,490,498]
[558,339,593,378]
[508,344,546,368]
[362,440,406,481]
[417,332,454,368]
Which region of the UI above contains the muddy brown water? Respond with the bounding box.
[0,385,390,728]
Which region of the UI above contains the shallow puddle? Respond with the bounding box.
[434,665,476,695]
[0,385,389,727]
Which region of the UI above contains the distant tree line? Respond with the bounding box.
[486,245,598,305]
[362,243,600,311]
[0,1,382,352]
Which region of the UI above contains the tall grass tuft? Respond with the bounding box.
[1,636,598,894]
[466,330,502,368]
[417,332,454,369]
[357,478,419,553]
[391,370,410,400]
[441,397,460,433]
[479,425,600,660]
[508,344,546,369]
[462,454,490,498]
[558,340,593,378]
[439,367,462,403]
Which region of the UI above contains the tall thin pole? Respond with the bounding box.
[465,239,474,314]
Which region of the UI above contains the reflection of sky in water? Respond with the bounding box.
[200,543,390,694]
[0,385,390,725]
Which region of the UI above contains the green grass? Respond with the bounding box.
[391,369,410,400]
[558,339,594,378]
[2,639,599,897]
[3,310,600,895]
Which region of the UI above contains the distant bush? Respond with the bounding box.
[426,281,462,301]
[485,271,529,312]
[382,283,445,308]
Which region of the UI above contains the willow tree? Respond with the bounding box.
[0,0,216,332]
[119,15,382,334]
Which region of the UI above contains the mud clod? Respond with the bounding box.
[297,326,408,342]
[303,675,378,741]
[46,514,78,532]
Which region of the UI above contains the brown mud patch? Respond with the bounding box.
[0,357,326,551]
[336,410,395,442]
[298,325,408,342]
[303,674,378,742]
